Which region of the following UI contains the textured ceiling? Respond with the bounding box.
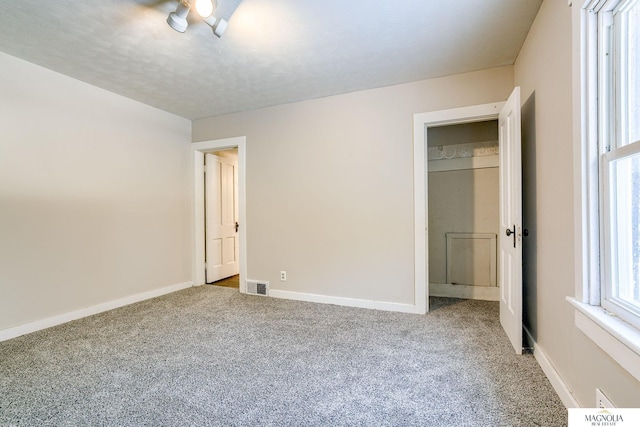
[0,0,542,120]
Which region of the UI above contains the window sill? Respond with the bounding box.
[567,297,640,381]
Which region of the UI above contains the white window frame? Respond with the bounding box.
[601,141,640,327]
[569,0,640,382]
[598,0,640,328]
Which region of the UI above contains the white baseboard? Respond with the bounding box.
[524,326,580,408]
[268,289,423,314]
[0,281,193,342]
[429,282,500,301]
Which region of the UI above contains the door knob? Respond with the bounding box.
[235,222,239,232]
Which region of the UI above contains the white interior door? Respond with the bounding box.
[499,87,523,354]
[205,153,239,283]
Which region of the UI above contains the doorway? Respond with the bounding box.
[427,120,500,301]
[192,137,247,293]
[205,149,239,286]
[413,88,523,354]
[413,102,504,314]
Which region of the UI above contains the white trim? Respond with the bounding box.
[268,289,424,314]
[413,102,503,314]
[524,327,580,408]
[413,117,427,314]
[192,137,248,293]
[0,281,193,342]
[427,155,499,172]
[567,297,640,381]
[429,283,499,301]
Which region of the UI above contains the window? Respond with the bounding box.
[597,0,640,328]
[570,0,640,382]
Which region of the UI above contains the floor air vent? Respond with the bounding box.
[246,280,269,296]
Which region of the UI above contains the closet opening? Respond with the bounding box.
[427,120,500,301]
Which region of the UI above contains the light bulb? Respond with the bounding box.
[195,0,214,18]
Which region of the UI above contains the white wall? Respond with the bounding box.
[514,0,640,407]
[192,67,514,306]
[0,52,193,333]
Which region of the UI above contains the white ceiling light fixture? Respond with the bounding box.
[202,15,229,38]
[167,0,191,33]
[167,0,228,38]
[197,0,229,38]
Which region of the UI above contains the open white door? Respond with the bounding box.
[499,87,523,354]
[205,153,239,283]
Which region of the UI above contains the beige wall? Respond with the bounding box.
[515,0,640,407]
[193,67,514,305]
[428,168,499,284]
[0,52,193,332]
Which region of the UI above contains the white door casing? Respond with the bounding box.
[498,87,523,354]
[414,101,504,314]
[192,136,246,293]
[205,153,239,283]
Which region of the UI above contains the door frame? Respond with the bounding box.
[413,102,504,314]
[192,136,247,293]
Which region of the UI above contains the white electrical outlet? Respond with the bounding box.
[596,388,615,408]
[280,271,287,281]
